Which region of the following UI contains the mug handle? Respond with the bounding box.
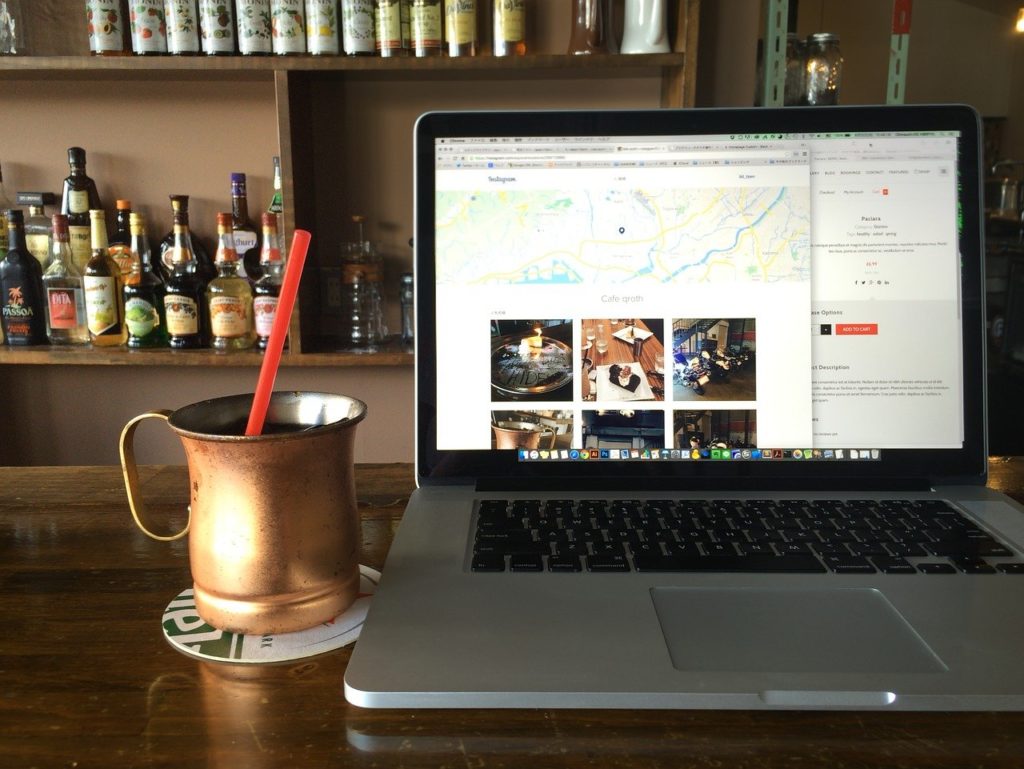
[119,410,191,542]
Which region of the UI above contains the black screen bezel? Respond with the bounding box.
[414,105,986,490]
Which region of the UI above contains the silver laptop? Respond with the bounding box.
[345,105,1024,710]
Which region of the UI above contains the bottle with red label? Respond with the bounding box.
[0,209,49,345]
[42,214,90,346]
[253,211,284,351]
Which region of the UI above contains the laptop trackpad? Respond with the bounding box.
[651,587,946,674]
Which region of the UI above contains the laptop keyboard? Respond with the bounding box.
[471,498,1023,575]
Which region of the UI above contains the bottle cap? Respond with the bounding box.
[89,209,105,221]
[217,212,233,228]
[129,212,144,226]
[116,199,132,210]
[231,172,246,184]
[67,147,86,166]
[169,194,190,211]
[261,212,278,228]
[51,213,69,234]
[5,209,23,225]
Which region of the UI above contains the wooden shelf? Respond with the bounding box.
[0,344,413,368]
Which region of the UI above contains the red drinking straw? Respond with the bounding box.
[245,229,312,436]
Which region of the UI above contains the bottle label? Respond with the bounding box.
[271,0,305,53]
[237,0,272,53]
[306,0,340,54]
[165,294,200,336]
[341,0,374,53]
[87,1,127,53]
[68,227,92,272]
[254,295,279,337]
[495,0,524,41]
[2,284,40,340]
[83,275,119,336]
[210,295,250,338]
[125,296,159,337]
[166,0,201,53]
[199,0,236,52]
[446,0,476,45]
[411,4,441,47]
[26,235,51,267]
[130,0,168,53]
[109,244,136,276]
[47,286,86,330]
[375,0,403,49]
[67,189,90,214]
[234,229,258,256]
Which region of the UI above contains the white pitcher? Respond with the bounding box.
[620,0,669,54]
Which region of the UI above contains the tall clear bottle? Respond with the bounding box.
[207,212,255,351]
[124,212,168,348]
[43,214,90,346]
[61,147,103,272]
[84,209,127,346]
[492,0,525,56]
[445,0,477,56]
[163,202,207,349]
[254,212,285,351]
[1,210,48,345]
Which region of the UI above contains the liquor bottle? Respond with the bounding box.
[236,0,273,54]
[42,214,90,346]
[199,0,236,54]
[17,192,57,269]
[229,172,262,283]
[375,0,408,56]
[129,0,169,54]
[268,156,284,214]
[124,212,168,348]
[165,0,201,54]
[492,0,525,56]
[445,0,476,57]
[0,162,12,258]
[0,210,48,345]
[163,202,207,349]
[306,0,340,54]
[341,0,375,55]
[410,0,441,56]
[108,199,137,277]
[271,0,306,54]
[84,209,127,346]
[207,212,255,351]
[61,147,103,273]
[159,194,215,283]
[87,0,131,55]
[254,212,284,351]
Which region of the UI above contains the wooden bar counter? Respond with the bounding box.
[2,461,1024,768]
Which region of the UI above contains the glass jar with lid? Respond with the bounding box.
[803,32,843,106]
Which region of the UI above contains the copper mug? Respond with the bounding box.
[119,391,367,636]
[492,421,557,450]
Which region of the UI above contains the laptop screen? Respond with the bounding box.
[414,107,986,487]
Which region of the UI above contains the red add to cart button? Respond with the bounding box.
[836,323,878,336]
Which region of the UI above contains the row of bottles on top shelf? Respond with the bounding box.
[77,1,670,59]
[0,149,288,350]
[0,205,286,351]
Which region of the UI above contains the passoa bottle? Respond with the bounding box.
[43,215,90,346]
[0,210,48,345]
[124,212,168,348]
[84,209,127,346]
[163,203,208,349]
[254,212,284,351]
[61,147,103,273]
[207,212,255,351]
[230,172,262,283]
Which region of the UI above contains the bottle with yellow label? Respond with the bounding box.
[61,148,103,273]
[492,0,525,56]
[83,209,127,346]
[206,212,255,351]
[410,0,442,57]
[445,0,477,56]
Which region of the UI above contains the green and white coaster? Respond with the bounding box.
[162,566,380,664]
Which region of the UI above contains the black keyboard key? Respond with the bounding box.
[886,542,929,558]
[509,554,543,572]
[918,563,957,574]
[506,542,550,556]
[925,541,1014,558]
[476,530,532,544]
[870,556,917,574]
[649,554,825,573]
[822,555,877,574]
[548,555,582,572]
[633,554,683,572]
[471,554,505,572]
[586,554,630,572]
[996,563,1024,574]
[478,500,509,515]
[951,558,997,574]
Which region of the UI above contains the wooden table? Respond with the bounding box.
[3,461,1024,768]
